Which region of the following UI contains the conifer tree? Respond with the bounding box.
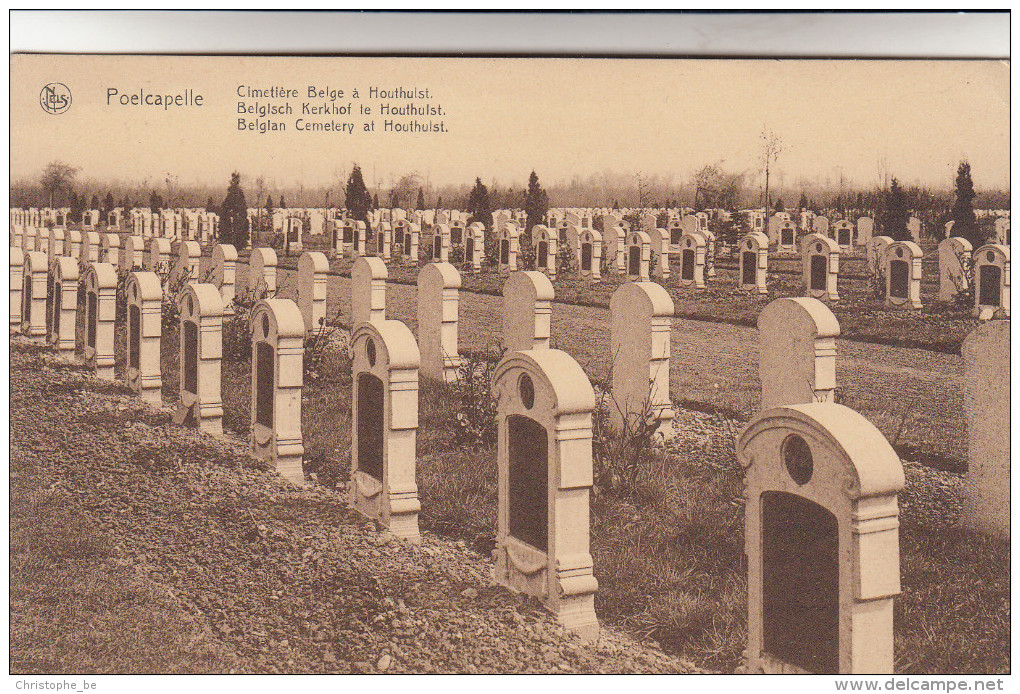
[344,164,372,225]
[220,172,250,250]
[951,161,980,246]
[524,170,549,234]
[416,188,425,210]
[467,177,493,228]
[881,177,910,241]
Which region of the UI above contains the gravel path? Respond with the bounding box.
[10,338,700,674]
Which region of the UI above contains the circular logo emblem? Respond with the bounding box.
[40,83,71,114]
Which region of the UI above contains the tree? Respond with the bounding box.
[524,170,549,234]
[279,195,287,209]
[436,196,443,210]
[759,126,783,212]
[344,164,372,224]
[40,162,78,208]
[798,192,809,210]
[881,177,910,241]
[389,189,400,209]
[951,161,980,246]
[467,177,493,228]
[416,188,425,210]
[68,191,83,224]
[373,193,379,210]
[220,172,250,250]
[149,190,164,212]
[205,197,214,212]
[774,198,784,213]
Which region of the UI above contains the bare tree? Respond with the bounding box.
[759,125,783,212]
[40,162,79,207]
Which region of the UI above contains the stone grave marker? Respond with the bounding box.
[350,319,422,541]
[10,247,24,326]
[813,215,829,237]
[250,299,306,486]
[802,233,839,302]
[173,283,224,434]
[678,230,706,288]
[48,227,65,261]
[758,297,839,409]
[124,271,163,404]
[868,235,893,276]
[249,247,279,294]
[498,224,520,275]
[285,216,304,253]
[578,228,602,280]
[121,235,145,272]
[100,233,121,266]
[832,220,854,251]
[938,237,973,302]
[883,241,922,309]
[856,217,874,247]
[297,251,329,333]
[401,222,420,267]
[352,256,387,326]
[994,217,1010,246]
[610,280,675,439]
[961,320,1010,538]
[431,224,451,262]
[145,237,172,275]
[738,401,904,673]
[972,244,1010,319]
[173,240,202,286]
[491,348,600,640]
[210,244,238,313]
[465,223,484,272]
[907,216,922,244]
[503,271,554,351]
[376,221,392,261]
[82,262,118,379]
[625,230,651,282]
[602,216,627,274]
[417,262,463,383]
[777,221,798,253]
[23,226,37,252]
[740,231,770,294]
[648,227,671,279]
[65,229,82,259]
[47,256,78,352]
[533,225,557,280]
[21,251,48,340]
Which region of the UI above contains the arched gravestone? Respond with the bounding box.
[938,237,973,302]
[11,226,24,249]
[602,217,627,274]
[249,247,278,295]
[856,217,874,247]
[740,231,770,295]
[449,221,464,247]
[285,216,304,252]
[80,231,101,264]
[47,256,78,352]
[699,227,718,278]
[400,222,420,267]
[210,244,238,314]
[145,237,172,274]
[352,256,388,326]
[972,244,1010,319]
[678,230,706,288]
[813,215,829,237]
[961,320,1010,539]
[758,298,840,409]
[431,223,451,262]
[578,228,602,280]
[21,251,48,340]
[499,225,520,275]
[801,234,839,302]
[778,221,797,252]
[883,241,922,309]
[833,221,854,251]
[173,283,224,434]
[10,247,24,326]
[296,251,328,334]
[417,262,463,383]
[124,271,163,404]
[376,221,392,261]
[22,226,37,252]
[532,225,557,279]
[491,349,599,641]
[625,230,651,282]
[465,224,484,272]
[100,233,121,266]
[610,281,675,439]
[667,219,683,248]
[48,227,65,261]
[122,235,145,273]
[350,319,421,541]
[503,271,555,352]
[738,402,904,674]
[868,235,893,277]
[172,240,201,286]
[350,220,367,257]
[250,299,306,486]
[994,217,1010,246]
[82,262,118,379]
[64,229,81,259]
[648,227,671,279]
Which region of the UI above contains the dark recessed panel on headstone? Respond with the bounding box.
[255,340,275,428]
[357,372,385,481]
[500,240,509,266]
[129,304,141,369]
[581,243,592,271]
[889,260,908,299]
[537,241,548,268]
[628,246,640,276]
[508,414,548,552]
[810,255,827,291]
[979,265,1002,306]
[87,292,97,348]
[742,252,756,285]
[183,320,198,395]
[682,248,695,280]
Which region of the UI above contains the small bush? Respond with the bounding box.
[448,347,504,449]
[557,242,577,275]
[222,281,275,362]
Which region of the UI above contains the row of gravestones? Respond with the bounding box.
[9,239,1010,673]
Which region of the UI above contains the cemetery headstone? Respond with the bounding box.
[972,244,1010,319]
[47,256,78,352]
[802,234,839,302]
[124,271,163,404]
[578,228,602,280]
[503,271,555,351]
[350,319,422,541]
[21,251,48,340]
[82,262,118,379]
[10,247,23,326]
[297,251,329,333]
[249,247,279,295]
[883,241,923,309]
[740,231,770,294]
[758,297,840,409]
[210,244,238,313]
[250,299,307,485]
[625,230,651,282]
[173,283,224,434]
[491,348,600,640]
[938,237,973,302]
[533,225,558,280]
[678,230,706,288]
[417,262,463,383]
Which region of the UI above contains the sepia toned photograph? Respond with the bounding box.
[8,11,1010,683]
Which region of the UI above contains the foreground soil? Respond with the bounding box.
[9,339,700,674]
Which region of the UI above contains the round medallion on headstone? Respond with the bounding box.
[746,241,753,250]
[987,250,995,263]
[782,434,813,485]
[187,295,193,314]
[366,337,376,367]
[815,243,822,253]
[262,314,269,338]
[519,373,535,410]
[896,247,904,258]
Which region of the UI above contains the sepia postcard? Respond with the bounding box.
[8,12,1011,687]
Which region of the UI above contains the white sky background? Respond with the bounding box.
[8,13,1011,194]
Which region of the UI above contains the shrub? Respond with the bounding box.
[448,347,504,449]
[556,242,577,275]
[222,280,275,362]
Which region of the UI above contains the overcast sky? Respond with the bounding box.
[11,55,1009,192]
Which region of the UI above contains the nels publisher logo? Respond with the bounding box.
[40,82,71,114]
